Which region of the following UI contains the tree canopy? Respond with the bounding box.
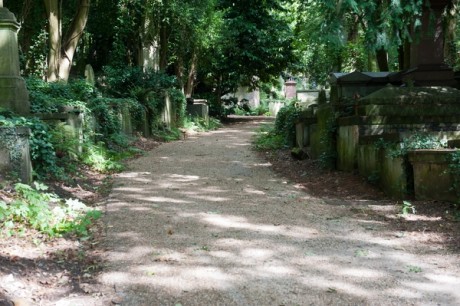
[3,0,460,88]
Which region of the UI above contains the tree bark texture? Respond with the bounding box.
[184,51,197,98]
[44,0,90,82]
[44,0,60,81]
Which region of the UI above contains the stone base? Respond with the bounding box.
[187,102,209,124]
[408,149,458,202]
[401,65,457,87]
[0,76,30,114]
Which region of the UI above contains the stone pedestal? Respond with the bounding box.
[186,99,209,124]
[284,80,297,99]
[0,7,30,114]
[408,149,458,202]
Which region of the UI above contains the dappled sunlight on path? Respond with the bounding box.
[101,118,460,305]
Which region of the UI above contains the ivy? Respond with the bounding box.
[274,101,301,147]
[1,116,62,179]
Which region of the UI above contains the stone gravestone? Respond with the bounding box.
[0,4,30,114]
[84,64,95,85]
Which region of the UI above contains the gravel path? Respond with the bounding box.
[100,118,460,305]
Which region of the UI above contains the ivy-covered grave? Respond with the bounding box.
[0,121,32,183]
[293,70,460,201]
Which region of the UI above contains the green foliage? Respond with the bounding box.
[26,78,97,114]
[1,116,62,179]
[407,265,423,273]
[183,116,222,133]
[401,200,416,215]
[253,126,285,151]
[274,101,301,147]
[169,88,187,127]
[218,0,295,88]
[81,142,124,173]
[24,118,63,179]
[24,29,49,77]
[87,97,123,142]
[389,133,446,159]
[0,182,101,238]
[152,128,182,142]
[102,66,179,130]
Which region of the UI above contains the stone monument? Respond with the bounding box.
[402,0,456,86]
[0,2,30,114]
[0,2,32,183]
[284,80,297,99]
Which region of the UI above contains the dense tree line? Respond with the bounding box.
[4,0,460,90]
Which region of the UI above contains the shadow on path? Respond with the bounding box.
[101,118,460,305]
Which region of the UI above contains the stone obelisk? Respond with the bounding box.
[0,1,30,114]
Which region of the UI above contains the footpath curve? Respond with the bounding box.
[100,118,460,305]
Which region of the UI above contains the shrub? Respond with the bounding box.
[274,100,301,147]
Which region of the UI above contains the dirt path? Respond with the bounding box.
[99,118,460,305]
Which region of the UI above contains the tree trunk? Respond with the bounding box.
[375,48,389,71]
[444,5,457,67]
[184,51,197,98]
[44,0,61,82]
[58,0,90,81]
[159,23,169,71]
[397,38,411,71]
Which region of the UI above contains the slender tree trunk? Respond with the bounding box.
[44,0,60,81]
[376,48,389,71]
[159,23,169,71]
[58,0,90,81]
[397,39,411,71]
[184,51,198,98]
[175,58,184,93]
[444,5,457,67]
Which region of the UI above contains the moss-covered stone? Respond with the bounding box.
[408,149,457,202]
[337,125,359,171]
[360,85,460,105]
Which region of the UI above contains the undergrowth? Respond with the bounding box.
[0,182,101,238]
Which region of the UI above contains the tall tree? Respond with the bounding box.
[294,0,429,82]
[198,0,294,100]
[44,0,90,82]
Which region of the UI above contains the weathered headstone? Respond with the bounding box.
[0,5,30,114]
[84,64,95,85]
[0,127,32,183]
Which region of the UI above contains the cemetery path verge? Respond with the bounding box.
[99,117,460,305]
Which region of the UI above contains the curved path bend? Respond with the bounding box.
[100,118,460,305]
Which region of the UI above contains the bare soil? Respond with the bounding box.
[0,117,459,305]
